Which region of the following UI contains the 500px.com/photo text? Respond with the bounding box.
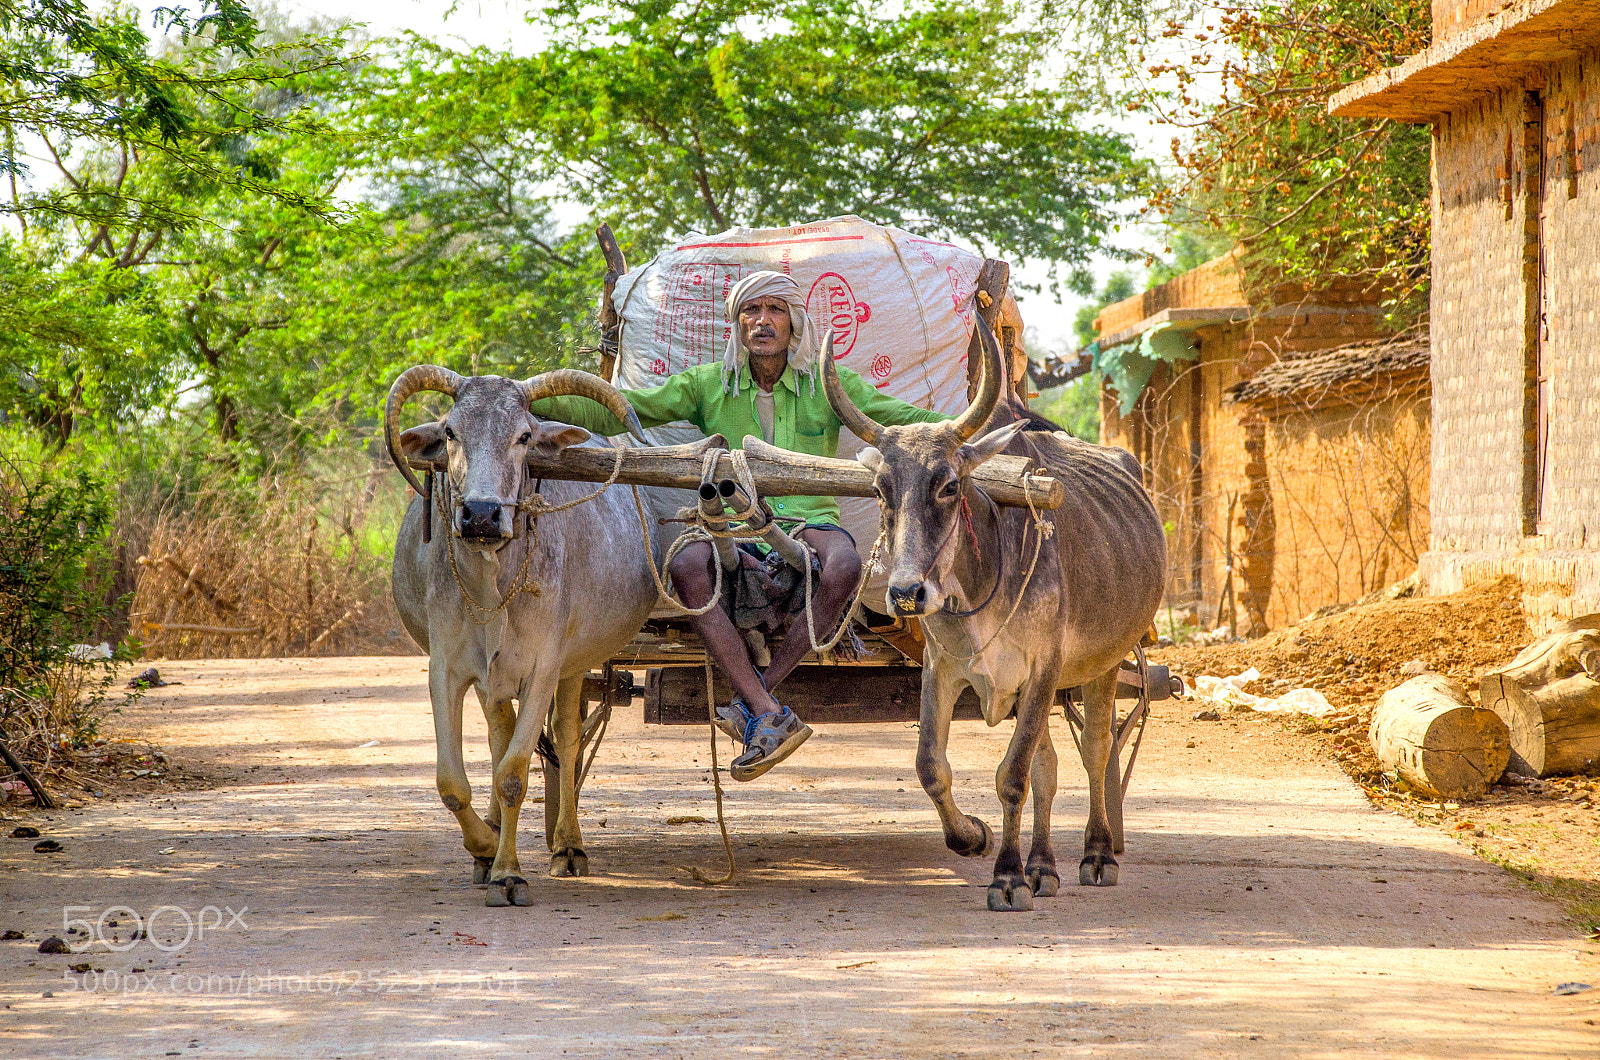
[62,905,247,953]
[60,968,527,996]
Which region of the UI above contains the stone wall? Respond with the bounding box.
[1537,52,1600,554]
[1428,86,1529,554]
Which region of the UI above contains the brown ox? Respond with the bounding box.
[822,320,1166,911]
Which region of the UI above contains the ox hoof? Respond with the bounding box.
[549,848,588,878]
[472,857,494,886]
[986,877,1034,912]
[485,876,531,907]
[1078,854,1119,887]
[1026,865,1061,898]
[946,815,994,859]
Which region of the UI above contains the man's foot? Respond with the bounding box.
[729,706,812,782]
[714,697,753,744]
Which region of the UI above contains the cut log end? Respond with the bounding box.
[1370,675,1510,800]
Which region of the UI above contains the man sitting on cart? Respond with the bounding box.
[530,270,948,781]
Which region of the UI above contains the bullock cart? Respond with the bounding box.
[507,225,1181,849]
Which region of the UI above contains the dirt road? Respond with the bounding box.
[1,657,1595,1058]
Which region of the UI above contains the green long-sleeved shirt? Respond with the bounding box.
[530,361,949,527]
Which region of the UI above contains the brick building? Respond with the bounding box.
[1090,253,1425,634]
[1332,0,1600,633]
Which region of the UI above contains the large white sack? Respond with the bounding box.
[608,215,988,608]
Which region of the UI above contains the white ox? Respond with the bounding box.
[385,365,660,907]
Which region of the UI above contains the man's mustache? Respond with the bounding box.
[749,325,777,338]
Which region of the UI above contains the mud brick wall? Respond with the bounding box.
[1428,85,1528,554]
[1421,45,1600,632]
[1261,394,1432,628]
[1434,0,1522,40]
[1096,253,1413,633]
[1093,253,1247,339]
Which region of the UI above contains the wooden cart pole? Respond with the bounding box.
[966,259,1010,402]
[596,224,627,384]
[414,436,1065,511]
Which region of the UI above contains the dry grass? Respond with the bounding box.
[127,473,415,660]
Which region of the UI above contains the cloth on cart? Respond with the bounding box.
[723,541,821,633]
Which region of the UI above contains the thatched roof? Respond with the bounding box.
[1226,336,1430,413]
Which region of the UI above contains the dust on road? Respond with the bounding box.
[0,657,1595,1058]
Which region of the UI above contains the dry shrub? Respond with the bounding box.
[129,474,415,659]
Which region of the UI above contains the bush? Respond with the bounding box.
[0,448,122,766]
[126,457,413,659]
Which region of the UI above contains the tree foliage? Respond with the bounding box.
[369,0,1146,289]
[1104,0,1432,318]
[0,0,1147,464]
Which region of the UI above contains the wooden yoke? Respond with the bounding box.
[596,224,627,384]
[414,436,1065,511]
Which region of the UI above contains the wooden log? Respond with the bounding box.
[1479,617,1600,777]
[1368,674,1510,799]
[415,434,1065,510]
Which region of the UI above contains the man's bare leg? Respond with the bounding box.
[762,527,863,693]
[667,540,780,715]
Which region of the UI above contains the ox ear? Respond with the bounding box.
[399,422,447,467]
[955,419,1025,472]
[528,418,591,459]
[855,446,884,472]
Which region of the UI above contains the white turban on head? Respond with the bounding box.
[721,270,821,394]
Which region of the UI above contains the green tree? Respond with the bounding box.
[0,2,352,447]
[365,0,1147,291]
[1125,0,1432,317]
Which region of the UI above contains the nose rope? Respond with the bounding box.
[920,470,1055,665]
[939,489,1006,620]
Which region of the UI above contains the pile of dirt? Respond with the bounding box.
[1155,576,1531,711]
[1155,577,1600,932]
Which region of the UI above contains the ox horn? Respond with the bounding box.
[519,369,647,444]
[384,364,465,499]
[950,314,1005,441]
[818,332,884,445]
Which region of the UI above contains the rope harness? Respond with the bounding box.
[431,443,629,625]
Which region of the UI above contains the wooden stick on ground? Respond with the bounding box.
[0,739,55,809]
